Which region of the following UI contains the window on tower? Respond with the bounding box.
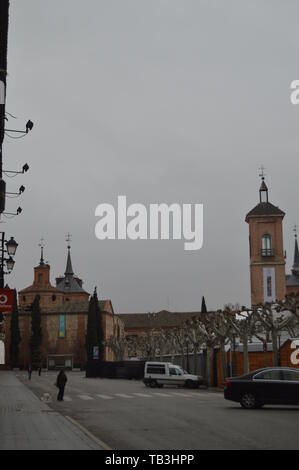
[262,234,273,256]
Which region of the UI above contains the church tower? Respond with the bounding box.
[286,227,299,295]
[245,172,286,305]
[55,235,89,303]
[18,241,64,309]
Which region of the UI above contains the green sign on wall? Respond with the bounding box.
[58,315,66,338]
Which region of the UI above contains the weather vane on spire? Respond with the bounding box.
[66,233,72,249]
[259,165,266,180]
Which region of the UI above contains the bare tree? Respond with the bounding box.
[256,303,293,366]
[152,328,170,361]
[212,310,234,384]
[104,335,127,361]
[229,307,256,375]
[135,329,158,360]
[185,318,204,374]
[168,327,186,367]
[191,313,219,387]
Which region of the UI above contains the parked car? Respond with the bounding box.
[143,361,203,389]
[224,367,299,409]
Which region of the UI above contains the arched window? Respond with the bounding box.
[262,234,272,256]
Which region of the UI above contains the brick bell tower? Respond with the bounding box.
[245,170,286,305]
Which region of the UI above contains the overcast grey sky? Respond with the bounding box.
[3,0,299,313]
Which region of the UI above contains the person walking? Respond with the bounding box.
[28,364,32,380]
[56,369,67,401]
[38,365,42,376]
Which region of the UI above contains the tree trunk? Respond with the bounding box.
[242,335,249,374]
[206,345,214,387]
[272,329,278,366]
[193,347,198,375]
[220,340,227,385]
[181,351,185,370]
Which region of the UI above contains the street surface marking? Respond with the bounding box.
[152,392,173,397]
[114,393,134,399]
[191,392,222,398]
[133,393,153,398]
[78,394,94,400]
[170,392,193,397]
[96,394,114,400]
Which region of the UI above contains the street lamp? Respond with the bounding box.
[0,233,18,287]
[5,256,15,272]
[5,119,34,135]
[6,237,18,256]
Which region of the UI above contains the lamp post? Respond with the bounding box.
[0,233,18,288]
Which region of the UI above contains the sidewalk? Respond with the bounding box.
[0,372,103,450]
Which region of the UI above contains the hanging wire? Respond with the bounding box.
[5,112,18,119]
[4,132,27,140]
[3,172,19,178]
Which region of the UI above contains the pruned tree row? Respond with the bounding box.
[105,295,299,387]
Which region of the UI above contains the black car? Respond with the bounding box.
[224,367,299,409]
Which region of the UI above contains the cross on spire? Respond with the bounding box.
[294,225,297,239]
[259,165,266,180]
[66,232,72,249]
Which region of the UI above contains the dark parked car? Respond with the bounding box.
[224,367,299,409]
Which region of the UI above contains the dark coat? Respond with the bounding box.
[56,371,67,388]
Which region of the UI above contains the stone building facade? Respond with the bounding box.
[3,245,122,369]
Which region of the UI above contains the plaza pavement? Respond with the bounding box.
[0,371,103,450]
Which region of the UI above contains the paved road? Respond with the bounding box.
[18,370,299,450]
[0,372,103,450]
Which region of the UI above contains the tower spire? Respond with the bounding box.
[64,233,74,276]
[292,225,299,275]
[259,165,268,203]
[38,238,45,266]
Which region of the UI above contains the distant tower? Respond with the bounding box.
[34,238,51,286]
[245,168,286,305]
[18,238,64,309]
[286,226,299,295]
[55,234,89,301]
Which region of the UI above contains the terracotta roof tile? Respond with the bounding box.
[245,202,285,221]
[116,310,205,329]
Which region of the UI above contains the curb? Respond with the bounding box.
[65,415,112,451]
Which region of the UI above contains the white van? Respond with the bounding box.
[143,362,203,389]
